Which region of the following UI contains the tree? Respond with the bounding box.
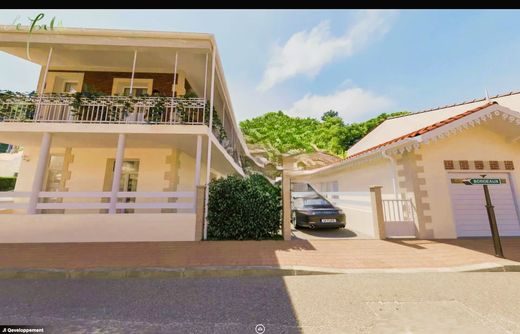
[321,110,339,121]
[240,110,411,163]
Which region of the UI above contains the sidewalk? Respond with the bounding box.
[0,238,519,275]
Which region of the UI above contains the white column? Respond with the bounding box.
[27,132,52,214]
[172,52,178,97]
[39,48,53,96]
[129,50,137,95]
[109,134,126,214]
[169,52,178,124]
[35,47,53,120]
[202,53,208,124]
[194,135,202,187]
[203,47,217,240]
[203,53,209,101]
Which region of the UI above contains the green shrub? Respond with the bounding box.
[0,177,16,191]
[207,174,282,240]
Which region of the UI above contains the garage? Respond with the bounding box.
[448,172,520,237]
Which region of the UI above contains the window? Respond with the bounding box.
[123,87,149,96]
[43,154,65,214]
[112,78,153,96]
[63,81,79,93]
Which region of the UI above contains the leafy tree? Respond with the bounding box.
[321,110,339,121]
[240,110,411,163]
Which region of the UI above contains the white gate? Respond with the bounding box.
[382,199,416,238]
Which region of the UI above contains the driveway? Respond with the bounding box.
[291,226,369,240]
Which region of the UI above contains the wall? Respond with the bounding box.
[294,157,395,197]
[332,192,374,238]
[45,71,189,96]
[0,152,22,177]
[292,157,395,237]
[420,125,520,238]
[0,213,196,242]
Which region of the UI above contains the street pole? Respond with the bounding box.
[483,184,504,258]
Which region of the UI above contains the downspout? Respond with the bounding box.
[381,149,399,200]
[381,136,424,200]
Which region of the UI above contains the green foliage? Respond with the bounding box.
[340,111,411,149]
[240,110,411,162]
[0,90,37,121]
[0,177,16,191]
[321,110,339,121]
[147,96,167,124]
[207,174,282,240]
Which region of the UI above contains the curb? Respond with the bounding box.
[0,262,519,279]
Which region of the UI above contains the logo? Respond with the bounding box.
[10,12,63,60]
[254,324,266,334]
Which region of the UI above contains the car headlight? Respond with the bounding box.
[299,210,316,215]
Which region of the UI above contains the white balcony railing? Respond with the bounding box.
[0,93,243,168]
[0,95,206,125]
[0,191,195,213]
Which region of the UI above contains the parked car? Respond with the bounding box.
[291,186,346,229]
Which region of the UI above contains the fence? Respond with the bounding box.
[0,95,206,125]
[0,191,195,213]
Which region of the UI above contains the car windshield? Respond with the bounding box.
[304,198,330,207]
[302,197,334,209]
[292,183,334,209]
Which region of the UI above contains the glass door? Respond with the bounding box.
[42,154,65,214]
[119,160,139,213]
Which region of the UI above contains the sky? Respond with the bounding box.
[1,9,520,123]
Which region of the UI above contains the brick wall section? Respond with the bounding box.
[505,161,515,170]
[49,71,191,96]
[474,160,484,170]
[459,160,469,170]
[83,71,176,95]
[443,160,454,170]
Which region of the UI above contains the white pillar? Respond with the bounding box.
[35,47,53,120]
[202,53,209,124]
[194,135,202,187]
[39,47,53,96]
[129,50,137,95]
[203,47,217,240]
[203,53,209,101]
[172,52,178,97]
[27,132,52,214]
[109,134,126,214]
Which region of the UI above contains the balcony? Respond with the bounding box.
[0,92,243,167]
[0,93,206,125]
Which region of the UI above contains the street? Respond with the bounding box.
[1,273,520,333]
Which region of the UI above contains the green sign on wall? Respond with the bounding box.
[463,178,502,185]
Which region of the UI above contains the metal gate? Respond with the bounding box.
[382,199,417,238]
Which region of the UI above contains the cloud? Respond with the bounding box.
[228,77,292,121]
[287,87,394,123]
[257,10,396,91]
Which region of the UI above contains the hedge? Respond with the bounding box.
[0,177,16,191]
[207,174,282,240]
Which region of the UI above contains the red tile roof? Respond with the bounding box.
[346,101,498,160]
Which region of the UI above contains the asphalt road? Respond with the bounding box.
[1,273,520,333]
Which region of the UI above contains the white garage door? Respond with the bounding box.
[448,173,520,237]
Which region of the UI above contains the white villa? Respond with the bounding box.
[289,92,520,239]
[0,26,253,243]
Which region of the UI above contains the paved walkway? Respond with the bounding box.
[0,238,519,271]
